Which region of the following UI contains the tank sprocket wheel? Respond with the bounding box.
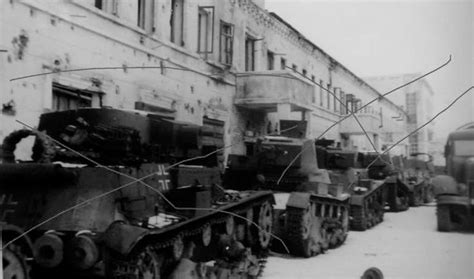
[319,221,330,251]
[2,243,30,279]
[286,205,323,258]
[350,206,367,231]
[133,247,163,279]
[105,247,163,279]
[257,201,273,249]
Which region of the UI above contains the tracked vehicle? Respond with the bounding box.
[361,153,410,212]
[225,133,354,258]
[433,127,474,232]
[403,153,435,205]
[315,140,385,231]
[0,108,275,279]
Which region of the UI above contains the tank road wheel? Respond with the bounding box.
[133,247,163,279]
[225,217,235,236]
[257,201,273,249]
[201,224,212,247]
[437,205,452,232]
[2,243,30,279]
[172,235,184,260]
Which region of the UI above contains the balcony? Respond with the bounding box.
[340,111,382,135]
[235,70,314,112]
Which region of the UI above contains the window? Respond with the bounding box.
[319,80,324,107]
[138,0,155,33]
[292,64,297,72]
[52,83,93,112]
[345,94,354,113]
[94,0,118,15]
[170,0,184,46]
[327,83,331,110]
[311,76,316,103]
[280,58,286,70]
[454,140,474,156]
[302,69,307,76]
[267,50,274,70]
[219,21,234,65]
[333,88,338,112]
[95,0,103,9]
[245,35,256,71]
[197,6,214,56]
[340,91,345,114]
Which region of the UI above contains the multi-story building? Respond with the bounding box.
[366,74,435,155]
[1,0,408,165]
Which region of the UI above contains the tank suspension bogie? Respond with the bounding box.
[33,232,64,269]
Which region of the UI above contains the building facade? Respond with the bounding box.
[366,75,435,156]
[1,0,408,164]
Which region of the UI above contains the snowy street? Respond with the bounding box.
[263,205,474,279]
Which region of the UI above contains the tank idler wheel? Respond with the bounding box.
[361,267,384,279]
[257,201,273,249]
[2,243,30,279]
[172,235,184,260]
[133,247,163,279]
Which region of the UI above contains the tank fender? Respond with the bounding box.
[286,192,311,209]
[1,223,34,257]
[432,175,458,196]
[103,221,148,256]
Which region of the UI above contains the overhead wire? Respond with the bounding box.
[275,55,452,185]
[365,86,473,169]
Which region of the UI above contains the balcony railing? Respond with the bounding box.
[340,111,382,135]
[234,70,314,112]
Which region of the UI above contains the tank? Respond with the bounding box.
[432,127,474,232]
[315,140,386,231]
[225,136,351,257]
[0,108,275,278]
[360,153,410,212]
[403,153,436,205]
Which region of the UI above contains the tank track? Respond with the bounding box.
[350,183,385,231]
[285,196,349,258]
[385,179,410,212]
[105,192,274,279]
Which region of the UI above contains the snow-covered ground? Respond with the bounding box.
[263,205,474,279]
